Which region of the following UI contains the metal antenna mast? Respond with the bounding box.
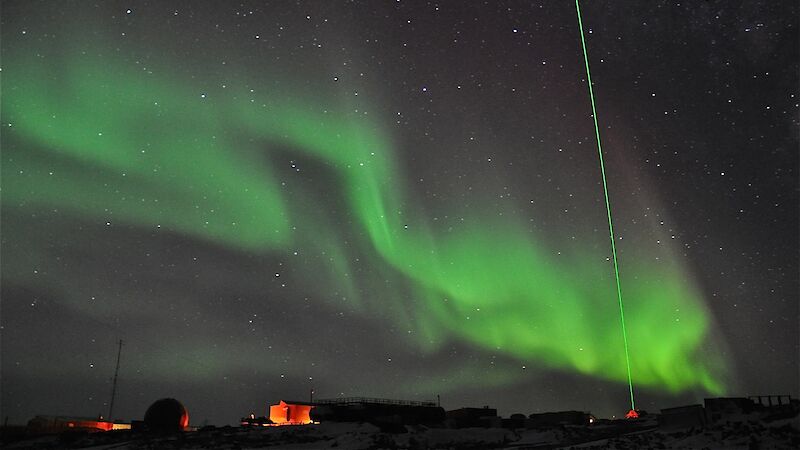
[107,339,123,420]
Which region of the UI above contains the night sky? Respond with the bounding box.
[1,0,797,426]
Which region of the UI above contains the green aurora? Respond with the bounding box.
[2,40,726,395]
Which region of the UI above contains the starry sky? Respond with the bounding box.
[1,0,797,426]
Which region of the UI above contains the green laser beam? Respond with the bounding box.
[575,0,636,411]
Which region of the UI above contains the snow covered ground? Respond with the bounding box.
[4,415,798,449]
[564,415,800,450]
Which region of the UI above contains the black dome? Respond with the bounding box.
[144,398,189,432]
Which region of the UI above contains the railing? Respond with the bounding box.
[315,397,437,407]
[747,395,792,406]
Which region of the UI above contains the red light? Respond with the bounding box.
[625,409,639,419]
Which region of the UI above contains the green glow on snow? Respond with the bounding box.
[1,37,725,395]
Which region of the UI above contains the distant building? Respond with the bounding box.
[446,406,499,428]
[662,395,799,428]
[748,395,799,421]
[659,404,706,429]
[26,416,131,434]
[748,395,792,408]
[527,411,592,428]
[268,400,314,425]
[704,397,756,423]
[311,397,444,425]
[143,398,190,433]
[502,413,527,429]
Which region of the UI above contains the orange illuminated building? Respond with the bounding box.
[268,400,314,425]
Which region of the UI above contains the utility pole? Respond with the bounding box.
[107,339,123,421]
